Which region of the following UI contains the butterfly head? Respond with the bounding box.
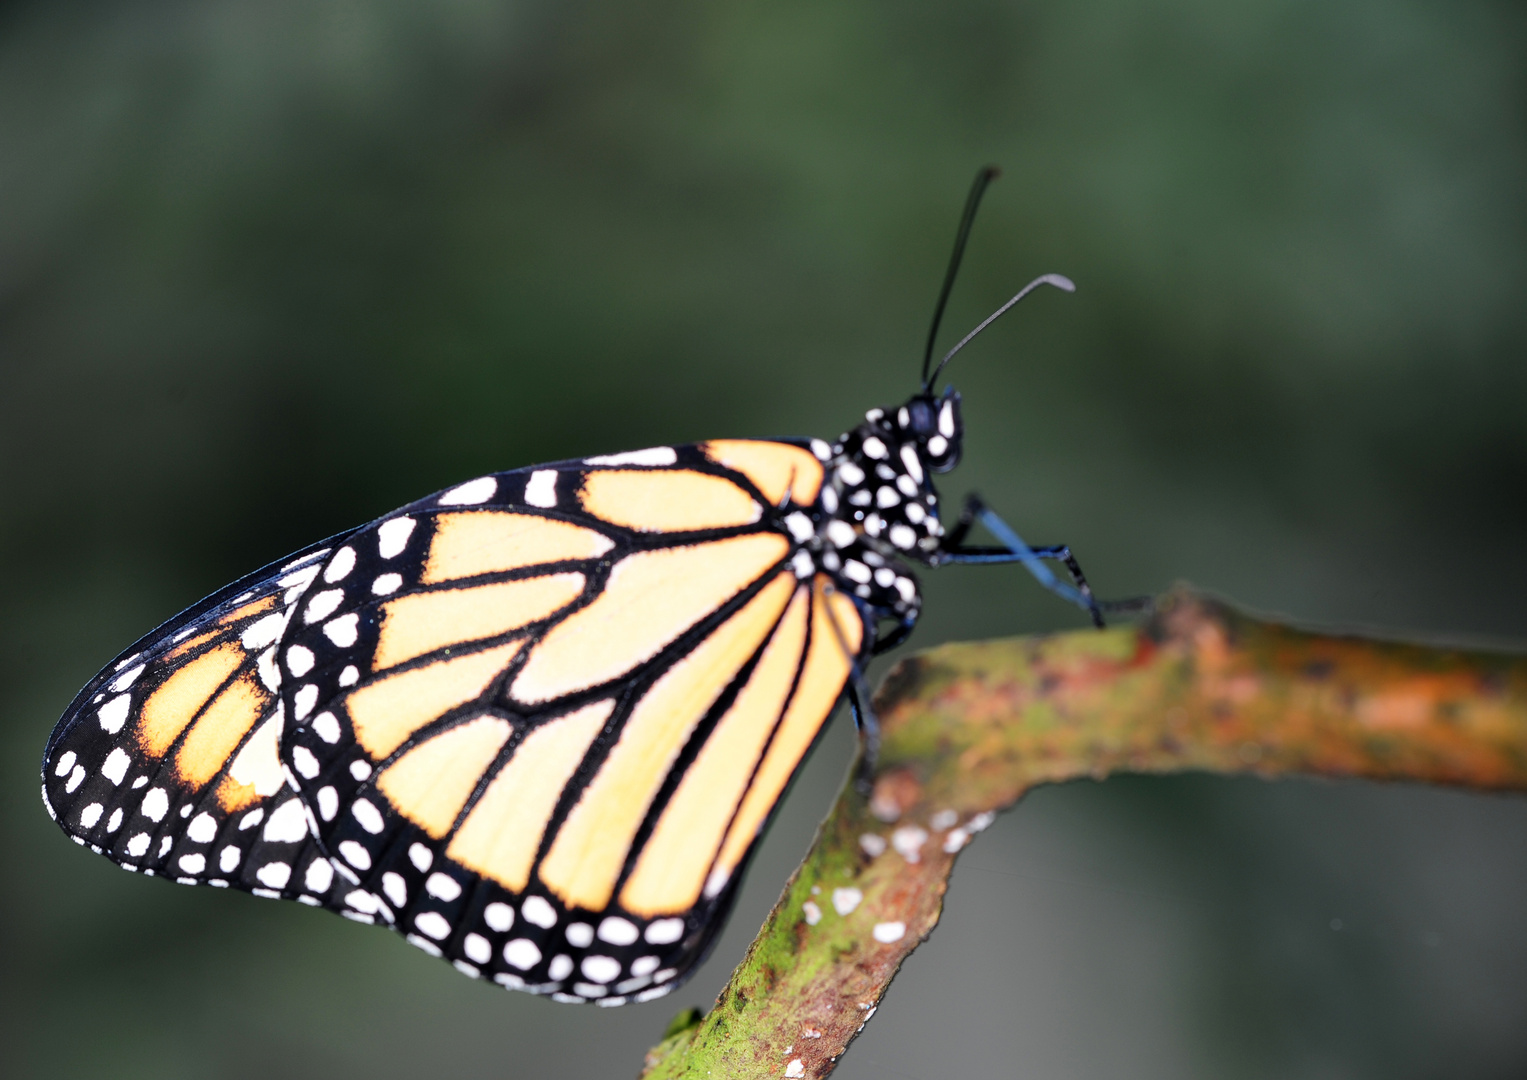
[893,387,963,474]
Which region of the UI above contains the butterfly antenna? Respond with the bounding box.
[925,273,1075,390]
[921,165,1001,390]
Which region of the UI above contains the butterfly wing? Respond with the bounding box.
[41,536,358,904]
[275,441,866,1003]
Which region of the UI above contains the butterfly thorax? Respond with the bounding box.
[787,390,964,623]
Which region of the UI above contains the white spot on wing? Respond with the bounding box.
[409,842,433,871]
[324,547,357,583]
[377,517,416,559]
[371,573,403,595]
[484,902,514,932]
[439,477,498,506]
[101,748,130,786]
[244,653,276,697]
[292,684,318,720]
[242,611,288,651]
[291,744,321,779]
[98,694,131,734]
[581,956,620,984]
[463,933,491,964]
[304,589,344,625]
[80,803,103,828]
[382,871,407,907]
[262,799,308,843]
[186,813,218,843]
[140,787,168,822]
[304,857,334,893]
[597,917,639,945]
[256,862,292,889]
[338,840,371,870]
[286,645,314,676]
[178,853,206,874]
[107,808,123,833]
[317,785,338,820]
[425,872,461,901]
[323,613,359,647]
[547,955,573,981]
[503,938,541,970]
[220,845,241,872]
[565,922,594,947]
[311,711,341,744]
[521,896,557,928]
[110,664,145,693]
[644,917,684,944]
[53,751,77,777]
[278,564,322,590]
[524,470,558,508]
[126,833,150,858]
[351,798,385,834]
[585,447,677,467]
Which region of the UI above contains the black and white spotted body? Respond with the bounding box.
[790,390,964,626]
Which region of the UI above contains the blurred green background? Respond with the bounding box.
[4,1,1525,1077]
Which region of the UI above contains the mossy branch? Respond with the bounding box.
[639,586,1527,1079]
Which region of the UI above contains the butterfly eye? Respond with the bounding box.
[906,399,936,437]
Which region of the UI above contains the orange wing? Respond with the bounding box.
[274,441,862,1004]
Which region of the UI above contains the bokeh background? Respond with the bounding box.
[3,1,1525,1077]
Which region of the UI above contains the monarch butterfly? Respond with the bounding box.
[41,168,1109,1007]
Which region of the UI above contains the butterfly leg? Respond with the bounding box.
[939,493,1105,627]
[844,677,882,795]
[820,584,883,790]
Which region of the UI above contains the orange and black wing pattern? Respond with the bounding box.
[44,439,871,1006]
[41,538,358,907]
[276,440,865,1004]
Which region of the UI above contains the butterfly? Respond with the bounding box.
[41,168,1109,1007]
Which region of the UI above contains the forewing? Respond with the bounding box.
[41,537,355,905]
[276,443,862,1003]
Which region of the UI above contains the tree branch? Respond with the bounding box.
[640,586,1527,1079]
